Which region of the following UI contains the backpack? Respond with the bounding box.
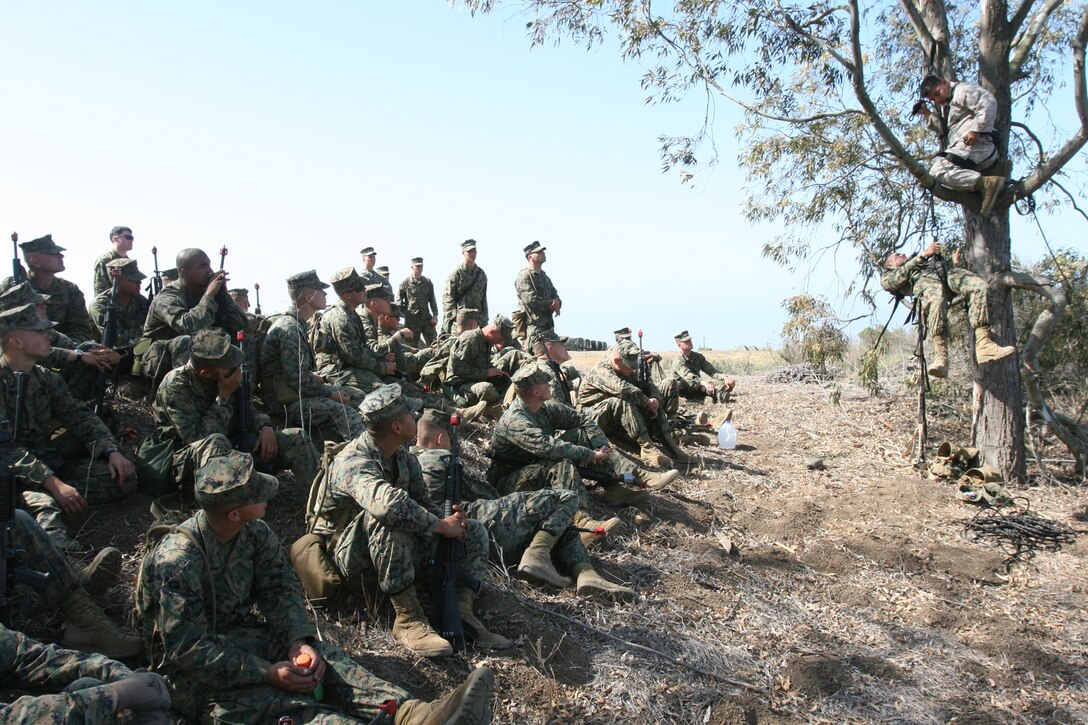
[289,439,350,608]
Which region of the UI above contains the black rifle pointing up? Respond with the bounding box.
[10,232,25,284]
[92,267,121,418]
[253,282,262,316]
[146,246,164,302]
[233,331,260,457]
[429,412,479,652]
[1,370,49,626]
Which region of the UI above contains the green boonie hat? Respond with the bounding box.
[613,326,632,341]
[523,240,546,257]
[0,282,49,311]
[674,330,692,342]
[194,450,279,510]
[106,258,146,282]
[161,268,179,281]
[287,270,329,290]
[0,303,56,334]
[614,340,641,369]
[535,330,568,346]
[376,266,389,277]
[461,239,477,251]
[411,257,423,265]
[109,225,132,238]
[331,267,365,294]
[365,283,394,301]
[19,235,65,255]
[228,288,249,297]
[359,383,423,425]
[359,246,376,256]
[419,407,451,432]
[190,328,245,369]
[512,363,551,389]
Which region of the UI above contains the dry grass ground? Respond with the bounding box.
[7,361,1088,724]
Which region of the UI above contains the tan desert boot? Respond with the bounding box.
[928,335,949,378]
[572,564,636,602]
[976,175,1007,215]
[390,588,453,657]
[60,588,143,658]
[633,467,679,491]
[457,588,514,651]
[974,327,1016,365]
[516,531,573,588]
[394,666,494,724]
[78,546,122,597]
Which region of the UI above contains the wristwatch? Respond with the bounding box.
[73,349,84,362]
[104,446,119,457]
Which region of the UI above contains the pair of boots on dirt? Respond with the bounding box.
[927,327,1016,378]
[63,546,145,659]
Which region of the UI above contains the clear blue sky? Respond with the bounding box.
[0,2,1080,350]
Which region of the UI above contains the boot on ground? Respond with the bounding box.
[457,588,514,651]
[639,442,672,469]
[928,335,949,378]
[79,546,122,597]
[390,588,453,657]
[516,531,572,588]
[599,483,647,507]
[633,467,679,491]
[395,666,494,725]
[976,175,1007,215]
[573,511,623,547]
[455,400,489,425]
[60,588,143,658]
[572,564,636,602]
[974,327,1016,365]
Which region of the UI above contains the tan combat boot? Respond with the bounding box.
[78,546,122,597]
[573,511,623,547]
[927,335,950,378]
[975,175,1007,215]
[454,400,489,425]
[394,666,494,725]
[974,327,1016,365]
[599,483,647,507]
[516,531,573,588]
[639,442,673,468]
[572,563,636,602]
[60,588,144,658]
[632,467,679,491]
[390,588,453,657]
[456,588,514,651]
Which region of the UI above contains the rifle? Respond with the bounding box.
[635,329,684,461]
[1,370,49,626]
[219,246,228,271]
[253,282,262,315]
[10,232,25,284]
[146,246,164,301]
[429,412,479,652]
[92,268,121,417]
[233,332,263,463]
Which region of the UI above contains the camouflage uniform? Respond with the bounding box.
[0,625,134,723]
[91,250,124,296]
[515,267,560,342]
[881,255,991,338]
[311,431,488,597]
[445,329,501,406]
[136,283,247,380]
[577,357,663,449]
[0,360,135,547]
[259,309,364,442]
[442,263,488,333]
[414,446,589,571]
[139,508,409,722]
[489,397,638,509]
[398,274,438,346]
[155,363,318,487]
[0,276,94,344]
[88,290,150,350]
[311,301,386,391]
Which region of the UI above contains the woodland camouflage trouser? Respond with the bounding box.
[1,682,119,723]
[10,509,80,606]
[582,397,652,448]
[916,267,992,338]
[175,431,319,491]
[463,488,589,570]
[282,394,365,443]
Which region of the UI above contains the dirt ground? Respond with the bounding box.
[8,363,1088,724]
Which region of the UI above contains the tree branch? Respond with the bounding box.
[1010,0,1041,36]
[1009,0,1068,79]
[769,0,855,72]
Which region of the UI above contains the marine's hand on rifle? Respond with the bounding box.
[647,398,660,417]
[435,506,468,540]
[254,425,278,461]
[80,347,116,370]
[203,271,228,300]
[43,476,88,515]
[217,366,243,398]
[108,452,135,484]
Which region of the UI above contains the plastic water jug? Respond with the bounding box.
[718,420,737,449]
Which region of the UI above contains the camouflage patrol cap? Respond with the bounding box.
[376,266,390,277]
[228,288,249,297]
[511,363,551,390]
[461,239,477,251]
[418,407,451,433]
[19,235,65,255]
[613,326,632,342]
[359,383,423,425]
[194,450,279,511]
[106,258,146,282]
[523,241,546,257]
[535,330,568,345]
[359,246,376,256]
[0,282,49,311]
[410,257,424,265]
[330,267,365,294]
[674,330,692,342]
[388,303,403,318]
[491,314,517,348]
[0,303,56,334]
[161,268,179,282]
[365,283,394,301]
[287,270,329,291]
[190,328,245,370]
[109,226,132,238]
[613,340,641,369]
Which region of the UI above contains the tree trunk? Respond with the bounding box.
[965,210,1026,481]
